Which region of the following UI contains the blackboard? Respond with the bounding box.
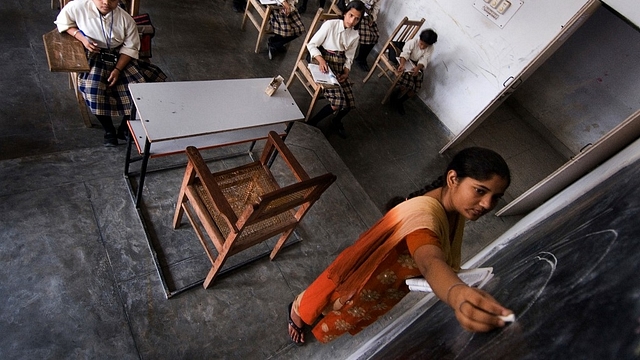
[366,159,640,359]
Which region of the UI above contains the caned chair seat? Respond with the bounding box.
[173,131,336,289]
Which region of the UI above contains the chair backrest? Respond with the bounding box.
[383,17,425,54]
[327,0,342,15]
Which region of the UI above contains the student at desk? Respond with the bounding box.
[267,0,305,60]
[55,0,167,147]
[305,0,365,139]
[334,0,382,72]
[390,29,438,116]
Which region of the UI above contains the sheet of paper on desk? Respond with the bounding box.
[406,267,494,292]
[308,64,340,85]
[396,57,415,73]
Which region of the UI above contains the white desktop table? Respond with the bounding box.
[124,78,304,208]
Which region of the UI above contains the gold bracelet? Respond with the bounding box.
[72,29,80,38]
[446,282,466,306]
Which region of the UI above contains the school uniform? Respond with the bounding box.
[397,37,434,92]
[307,19,359,110]
[55,0,166,118]
[268,0,305,53]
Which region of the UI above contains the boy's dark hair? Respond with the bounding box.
[419,29,438,45]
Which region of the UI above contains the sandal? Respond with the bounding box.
[287,302,305,345]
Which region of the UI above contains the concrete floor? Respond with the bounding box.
[0,0,567,358]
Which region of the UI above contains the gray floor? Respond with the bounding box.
[0,0,566,358]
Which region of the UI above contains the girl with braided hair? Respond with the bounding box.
[287,147,513,344]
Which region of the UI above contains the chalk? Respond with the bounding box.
[499,314,516,323]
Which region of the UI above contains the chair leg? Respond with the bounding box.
[382,76,402,105]
[173,163,196,229]
[305,90,321,122]
[270,228,295,260]
[203,246,231,289]
[256,7,272,53]
[362,58,380,83]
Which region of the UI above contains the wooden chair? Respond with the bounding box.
[241,0,282,53]
[286,8,342,121]
[362,17,425,104]
[173,131,337,289]
[327,0,342,15]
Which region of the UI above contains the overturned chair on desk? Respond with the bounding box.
[173,131,336,289]
[286,8,342,121]
[362,17,425,104]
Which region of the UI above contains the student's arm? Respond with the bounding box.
[397,40,413,73]
[368,0,381,22]
[413,243,513,332]
[413,46,432,76]
[307,23,330,73]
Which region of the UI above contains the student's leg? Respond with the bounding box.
[95,115,118,147]
[269,35,298,52]
[331,108,350,139]
[396,89,414,116]
[307,104,335,127]
[355,43,375,71]
[232,0,246,12]
[116,115,130,140]
[298,0,308,13]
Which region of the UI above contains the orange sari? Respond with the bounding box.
[296,196,465,343]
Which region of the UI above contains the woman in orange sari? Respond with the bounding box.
[287,147,514,344]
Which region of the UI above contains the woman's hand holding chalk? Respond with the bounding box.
[499,314,516,323]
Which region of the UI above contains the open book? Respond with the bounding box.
[396,57,415,73]
[406,267,494,292]
[308,63,340,86]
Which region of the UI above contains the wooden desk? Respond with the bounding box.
[124,77,305,208]
[42,29,89,72]
[42,29,93,127]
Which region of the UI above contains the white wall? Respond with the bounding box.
[602,0,640,28]
[375,0,594,136]
[511,6,640,154]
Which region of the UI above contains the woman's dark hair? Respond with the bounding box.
[342,1,366,30]
[385,147,510,211]
[419,29,438,45]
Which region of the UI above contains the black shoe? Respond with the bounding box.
[397,102,406,116]
[356,60,370,72]
[116,126,128,141]
[104,133,118,147]
[334,125,348,139]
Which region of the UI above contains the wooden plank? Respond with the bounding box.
[42,29,89,72]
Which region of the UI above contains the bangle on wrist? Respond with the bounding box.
[114,67,123,72]
[72,29,80,38]
[445,282,466,306]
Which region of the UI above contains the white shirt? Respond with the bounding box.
[55,0,140,59]
[307,19,360,70]
[400,38,434,69]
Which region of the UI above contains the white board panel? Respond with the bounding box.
[602,0,640,28]
[377,0,595,136]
